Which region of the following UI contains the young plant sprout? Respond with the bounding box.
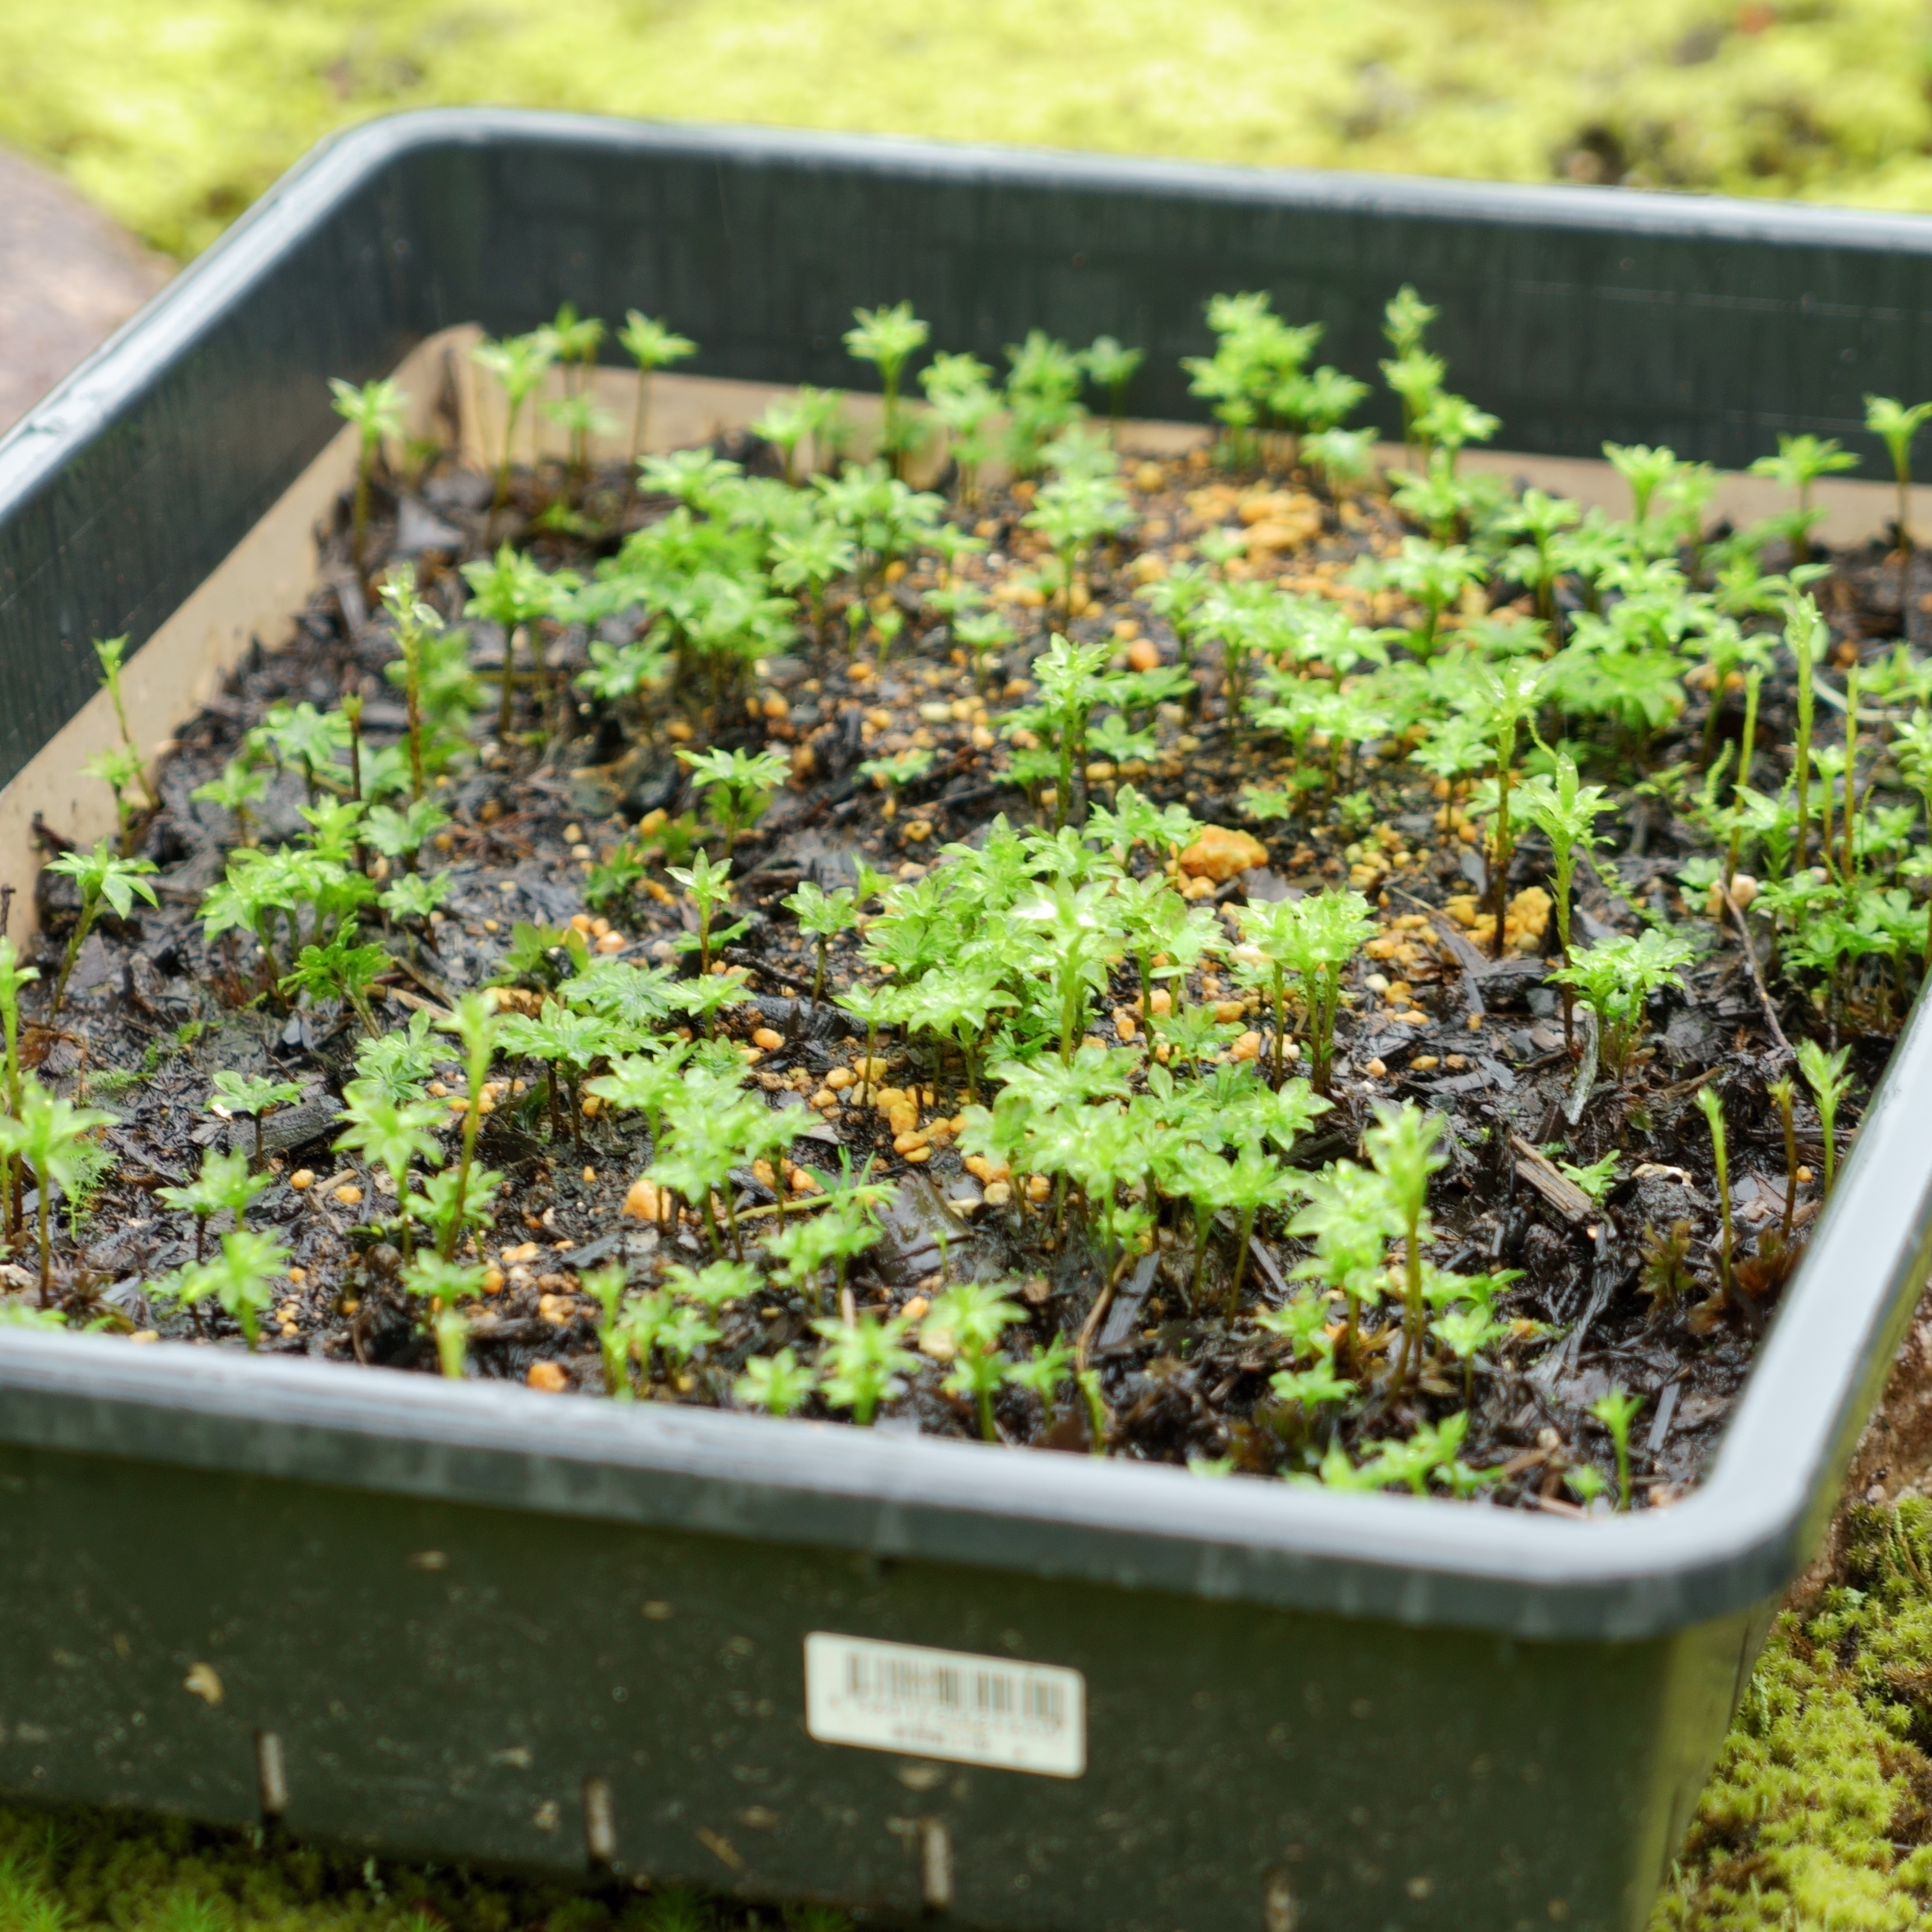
[615,311,698,466]
[1516,754,1614,1044]
[1081,335,1144,429]
[921,1281,1024,1440]
[336,1088,444,1258]
[45,841,157,1018]
[0,1081,112,1299]
[1864,394,1932,555]
[1590,1386,1645,1511]
[811,1311,918,1425]
[83,745,146,855]
[329,375,407,564]
[1698,1085,1736,1309]
[1749,433,1858,565]
[1796,1039,1853,1197]
[1550,929,1695,1079]
[1364,1100,1447,1387]
[1075,1367,1110,1456]
[156,1228,290,1352]
[156,1148,266,1265]
[668,849,741,977]
[208,1071,304,1167]
[1241,890,1374,1097]
[90,634,159,812]
[434,992,500,1262]
[784,881,860,1002]
[844,302,929,476]
[678,746,791,846]
[736,1346,816,1416]
[472,331,555,509]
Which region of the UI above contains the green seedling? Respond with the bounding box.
[844,302,929,474]
[1239,890,1374,1097]
[753,394,812,485]
[769,523,857,644]
[784,880,860,1003]
[1550,928,1696,1079]
[1004,1334,1074,1417]
[668,849,741,978]
[44,840,157,1018]
[1865,394,1932,555]
[679,746,791,846]
[329,375,406,563]
[281,930,388,1034]
[1566,1464,1609,1508]
[82,744,145,854]
[378,564,443,799]
[1797,1039,1853,1197]
[614,317,699,467]
[1460,658,1547,957]
[434,992,500,1262]
[91,634,159,810]
[1005,329,1088,475]
[1590,1385,1645,1511]
[1768,1075,1800,1242]
[919,351,1000,502]
[472,331,556,510]
[157,1228,290,1352]
[1604,442,1683,527]
[922,1281,1025,1440]
[1496,490,1582,628]
[811,1311,918,1425]
[336,1089,444,1258]
[207,1071,304,1167]
[1749,433,1858,565]
[157,1148,268,1265]
[500,1004,611,1147]
[1081,335,1144,429]
[0,1080,110,1298]
[736,1346,816,1416]
[466,540,565,744]
[406,1254,490,1379]
[1516,753,1614,1044]
[1364,1100,1447,1387]
[0,938,36,1237]
[1698,1085,1736,1309]
[580,1262,639,1397]
[189,760,267,846]
[1075,1366,1110,1455]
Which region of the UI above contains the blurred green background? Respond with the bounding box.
[4,0,1932,260]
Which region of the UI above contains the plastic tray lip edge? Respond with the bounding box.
[10,104,1932,498]
[0,1323,1799,1636]
[301,105,1932,249]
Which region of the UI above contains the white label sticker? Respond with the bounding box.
[804,1632,1086,1778]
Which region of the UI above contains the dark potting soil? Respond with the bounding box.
[12,436,1908,1516]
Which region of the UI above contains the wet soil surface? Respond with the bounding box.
[13,438,1915,1515]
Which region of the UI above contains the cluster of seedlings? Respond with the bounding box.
[8,283,1930,1514]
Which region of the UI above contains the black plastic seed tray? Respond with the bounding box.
[2,110,1931,1932]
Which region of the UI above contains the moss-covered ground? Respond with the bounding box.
[0,1500,1926,1932]
[3,0,1932,260]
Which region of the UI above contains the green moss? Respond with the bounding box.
[1654,1499,1932,1931]
[0,1805,846,1932]
[5,0,1932,261]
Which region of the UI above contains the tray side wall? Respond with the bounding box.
[0,1438,1749,1932]
[10,111,1932,804]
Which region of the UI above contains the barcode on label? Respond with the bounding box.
[804,1633,1086,1777]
